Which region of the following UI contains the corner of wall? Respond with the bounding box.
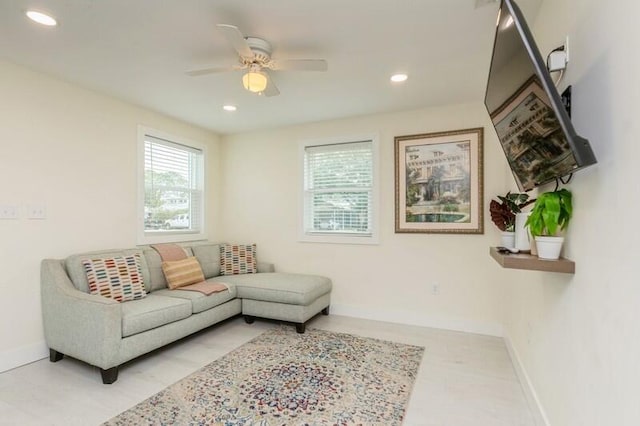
[0,340,48,374]
[503,332,551,426]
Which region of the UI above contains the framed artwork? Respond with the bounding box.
[394,128,484,234]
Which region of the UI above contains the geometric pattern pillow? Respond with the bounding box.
[82,254,146,302]
[219,243,257,276]
[161,256,205,290]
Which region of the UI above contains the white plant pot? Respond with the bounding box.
[514,212,531,252]
[535,236,564,260]
[500,231,515,248]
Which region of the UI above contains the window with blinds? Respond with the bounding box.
[141,132,204,240]
[303,140,375,239]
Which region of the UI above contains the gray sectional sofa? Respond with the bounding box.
[40,242,331,384]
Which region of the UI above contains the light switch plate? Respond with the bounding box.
[0,205,19,219]
[27,204,46,219]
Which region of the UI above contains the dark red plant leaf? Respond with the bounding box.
[489,199,514,231]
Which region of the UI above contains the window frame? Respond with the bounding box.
[137,125,206,245]
[299,134,379,245]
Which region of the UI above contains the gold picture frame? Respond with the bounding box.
[395,128,484,234]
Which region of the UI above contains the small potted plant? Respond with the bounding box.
[489,192,534,248]
[525,188,572,260]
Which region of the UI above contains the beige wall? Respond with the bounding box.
[502,0,640,424]
[219,103,511,336]
[0,61,221,371]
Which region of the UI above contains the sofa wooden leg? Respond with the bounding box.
[101,367,119,384]
[49,349,64,362]
[322,306,330,315]
[296,323,306,334]
[244,315,255,324]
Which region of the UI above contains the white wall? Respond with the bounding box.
[502,0,640,424]
[0,61,221,371]
[219,103,511,336]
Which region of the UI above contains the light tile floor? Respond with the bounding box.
[0,315,536,425]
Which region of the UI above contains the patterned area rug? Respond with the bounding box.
[104,327,424,425]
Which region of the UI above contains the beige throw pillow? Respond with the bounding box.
[162,256,205,290]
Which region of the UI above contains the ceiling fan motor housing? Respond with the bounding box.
[245,37,272,63]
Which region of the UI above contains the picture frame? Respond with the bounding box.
[394,128,484,234]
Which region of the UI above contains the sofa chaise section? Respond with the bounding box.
[219,272,332,333]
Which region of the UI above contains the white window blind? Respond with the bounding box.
[303,140,373,236]
[143,135,203,235]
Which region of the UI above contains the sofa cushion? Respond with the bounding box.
[82,255,147,302]
[120,294,192,337]
[154,282,237,314]
[66,249,151,293]
[162,257,205,289]
[143,246,194,292]
[218,273,332,305]
[220,244,257,275]
[192,244,221,278]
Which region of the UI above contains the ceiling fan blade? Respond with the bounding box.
[269,59,328,72]
[217,24,254,59]
[186,66,236,77]
[263,72,280,97]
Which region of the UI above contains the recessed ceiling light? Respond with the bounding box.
[26,10,57,26]
[390,73,408,83]
[223,105,237,112]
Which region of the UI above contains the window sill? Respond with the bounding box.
[299,232,379,245]
[137,230,206,246]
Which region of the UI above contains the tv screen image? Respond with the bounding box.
[484,0,596,191]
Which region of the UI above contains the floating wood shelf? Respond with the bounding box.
[489,247,575,274]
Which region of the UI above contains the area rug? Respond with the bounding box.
[104,327,424,425]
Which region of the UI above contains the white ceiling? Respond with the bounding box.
[0,0,542,135]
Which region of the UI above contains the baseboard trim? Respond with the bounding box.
[329,303,504,337]
[0,340,48,373]
[504,333,550,426]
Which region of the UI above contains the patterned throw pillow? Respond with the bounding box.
[219,244,257,275]
[82,255,147,302]
[162,256,205,289]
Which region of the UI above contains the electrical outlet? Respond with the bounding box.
[0,205,19,219]
[27,204,46,219]
[565,35,570,63]
[431,282,440,295]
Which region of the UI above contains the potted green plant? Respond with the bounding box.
[489,192,534,248]
[524,188,572,260]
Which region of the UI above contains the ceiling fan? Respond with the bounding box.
[187,24,328,97]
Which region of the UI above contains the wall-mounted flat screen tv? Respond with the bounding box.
[484,0,596,191]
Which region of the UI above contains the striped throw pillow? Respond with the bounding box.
[162,256,205,289]
[220,243,257,275]
[82,255,147,302]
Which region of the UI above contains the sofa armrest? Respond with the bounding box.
[40,259,122,369]
[257,262,275,273]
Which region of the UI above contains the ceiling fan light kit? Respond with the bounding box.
[242,70,268,93]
